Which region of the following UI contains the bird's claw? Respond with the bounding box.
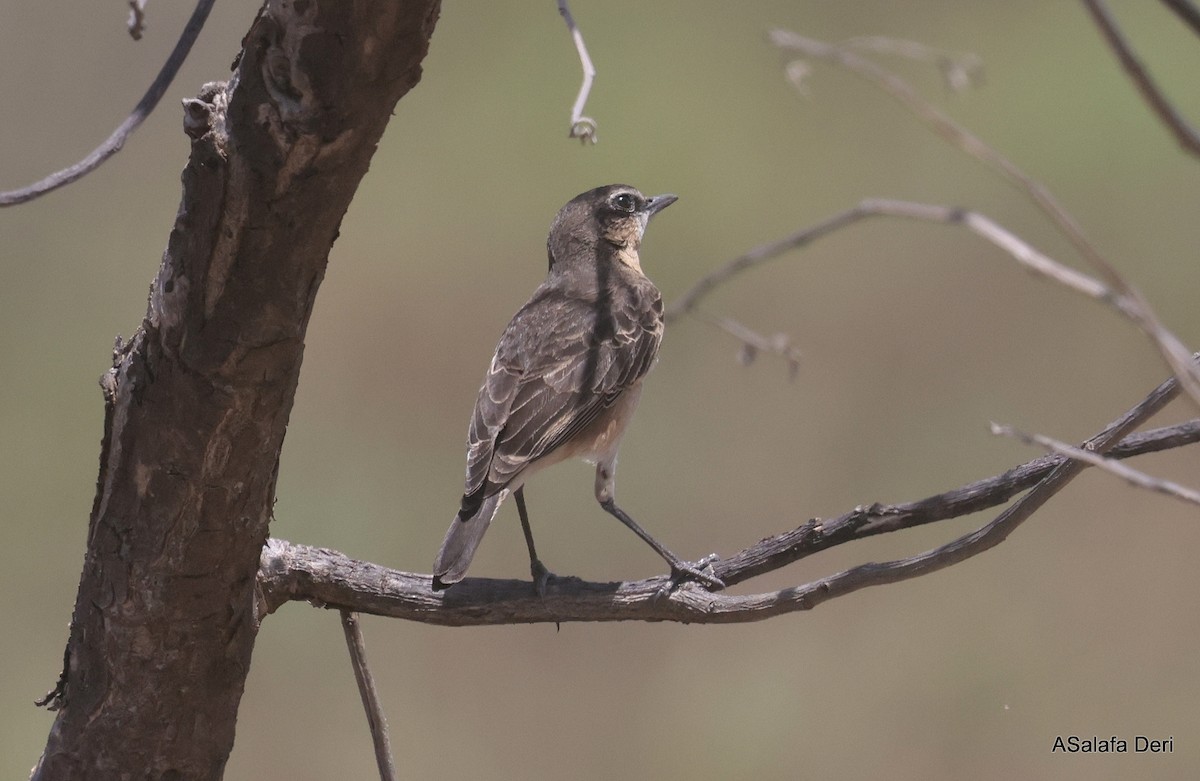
[531,559,557,599]
[669,554,724,591]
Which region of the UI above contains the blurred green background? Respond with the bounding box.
[3,1,1199,778]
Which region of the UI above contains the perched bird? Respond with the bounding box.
[432,184,722,592]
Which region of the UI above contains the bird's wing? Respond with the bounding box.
[459,282,662,511]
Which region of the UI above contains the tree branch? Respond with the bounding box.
[994,422,1200,507]
[769,30,1200,408]
[257,380,1196,626]
[841,36,984,93]
[1160,0,1200,37]
[0,0,215,207]
[670,199,1121,322]
[557,0,598,144]
[340,611,397,781]
[1083,0,1200,158]
[32,2,441,779]
[668,199,1157,377]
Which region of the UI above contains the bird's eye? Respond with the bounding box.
[611,193,636,212]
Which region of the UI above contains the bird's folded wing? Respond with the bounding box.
[461,286,662,504]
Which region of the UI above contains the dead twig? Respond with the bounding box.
[340,610,397,781]
[0,0,214,206]
[1082,0,1200,158]
[691,310,802,380]
[1159,0,1200,40]
[557,0,598,144]
[993,422,1200,508]
[671,199,1140,342]
[258,371,1196,625]
[842,36,984,92]
[769,30,1200,407]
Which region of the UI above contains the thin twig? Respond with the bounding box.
[666,204,867,321]
[557,0,598,144]
[691,310,802,379]
[769,30,1200,408]
[672,199,1133,324]
[1082,0,1200,157]
[842,36,984,92]
[258,376,1196,625]
[0,0,214,206]
[769,31,1105,275]
[128,0,149,40]
[668,199,1144,375]
[993,422,1200,507]
[340,610,397,781]
[1160,0,1200,38]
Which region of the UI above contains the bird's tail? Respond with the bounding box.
[432,492,504,590]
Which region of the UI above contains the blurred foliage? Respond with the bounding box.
[2,1,1199,779]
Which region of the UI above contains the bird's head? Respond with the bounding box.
[547,184,677,270]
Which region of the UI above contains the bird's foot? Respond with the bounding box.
[668,553,724,591]
[531,558,558,599]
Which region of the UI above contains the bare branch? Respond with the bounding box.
[0,0,214,207]
[691,310,801,379]
[768,30,1200,407]
[1082,0,1200,157]
[842,36,984,92]
[1160,0,1200,40]
[671,199,1136,340]
[993,422,1200,508]
[340,611,397,781]
[666,203,867,321]
[258,375,1196,626]
[557,0,598,144]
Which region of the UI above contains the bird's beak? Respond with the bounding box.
[645,193,678,219]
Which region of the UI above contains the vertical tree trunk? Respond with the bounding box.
[34,2,440,777]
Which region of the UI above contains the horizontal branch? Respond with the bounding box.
[257,390,1196,626]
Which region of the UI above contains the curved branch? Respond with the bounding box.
[768,31,1200,407]
[1083,0,1200,158]
[669,199,1117,322]
[557,0,598,144]
[0,0,214,207]
[668,199,1153,377]
[257,380,1196,627]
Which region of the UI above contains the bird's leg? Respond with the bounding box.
[594,461,724,590]
[514,487,556,596]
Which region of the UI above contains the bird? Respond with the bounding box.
[432,184,723,593]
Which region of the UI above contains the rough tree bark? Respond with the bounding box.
[33,2,441,778]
